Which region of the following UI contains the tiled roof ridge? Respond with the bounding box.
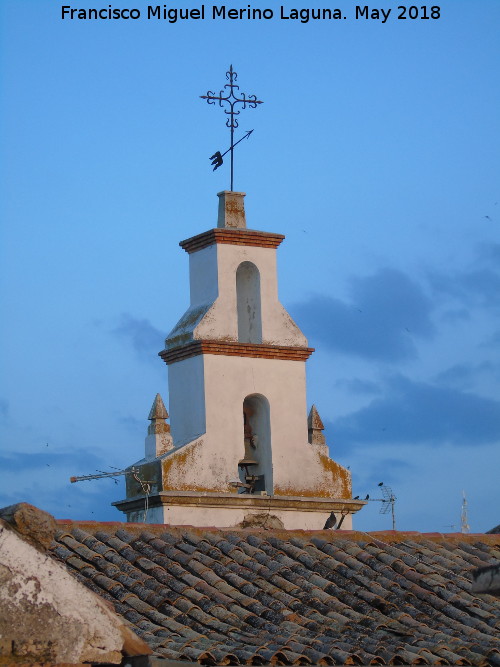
[53,519,500,544]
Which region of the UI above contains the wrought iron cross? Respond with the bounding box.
[201,65,263,191]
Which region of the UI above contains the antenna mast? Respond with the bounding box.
[461,490,470,534]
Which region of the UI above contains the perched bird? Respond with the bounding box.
[353,495,360,500]
[364,494,370,500]
[323,512,337,530]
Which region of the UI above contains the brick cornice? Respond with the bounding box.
[159,340,314,365]
[179,228,285,254]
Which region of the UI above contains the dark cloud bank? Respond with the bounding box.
[428,242,500,311]
[292,268,434,362]
[327,374,500,452]
[293,245,500,362]
[293,256,500,453]
[435,361,500,391]
[0,448,125,521]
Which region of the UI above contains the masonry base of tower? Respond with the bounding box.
[113,492,366,530]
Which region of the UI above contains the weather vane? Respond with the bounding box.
[201,65,263,191]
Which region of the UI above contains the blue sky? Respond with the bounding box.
[1,0,499,532]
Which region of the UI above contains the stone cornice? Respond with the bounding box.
[179,228,285,254]
[113,491,366,515]
[159,341,314,365]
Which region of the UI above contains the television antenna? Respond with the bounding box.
[70,467,136,484]
[70,466,154,522]
[369,482,397,530]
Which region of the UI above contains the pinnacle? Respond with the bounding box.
[308,404,324,431]
[148,393,169,421]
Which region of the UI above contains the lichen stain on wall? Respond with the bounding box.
[274,453,351,499]
[318,453,352,498]
[161,440,236,493]
[273,484,335,498]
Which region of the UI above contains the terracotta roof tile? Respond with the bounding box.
[50,524,500,665]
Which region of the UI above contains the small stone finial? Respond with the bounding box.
[308,405,326,447]
[145,393,174,459]
[148,393,169,421]
[217,191,246,229]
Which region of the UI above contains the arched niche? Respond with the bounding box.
[238,394,273,495]
[236,261,262,344]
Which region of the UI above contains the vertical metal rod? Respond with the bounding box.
[230,124,234,191]
[391,498,396,530]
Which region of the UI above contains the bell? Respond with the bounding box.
[238,437,258,468]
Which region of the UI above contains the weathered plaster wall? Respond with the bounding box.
[159,354,350,501]
[145,428,173,460]
[160,437,229,493]
[203,354,309,492]
[195,243,307,347]
[189,242,219,306]
[166,241,307,349]
[0,514,149,664]
[168,355,206,446]
[157,504,353,531]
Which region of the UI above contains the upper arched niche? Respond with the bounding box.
[236,261,262,344]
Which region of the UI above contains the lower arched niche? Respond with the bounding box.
[238,394,273,495]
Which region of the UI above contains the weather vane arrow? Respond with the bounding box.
[210,129,254,171]
[201,66,263,191]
